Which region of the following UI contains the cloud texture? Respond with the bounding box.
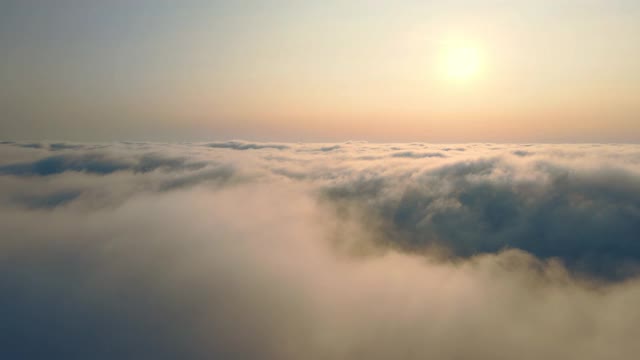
[1,141,640,359]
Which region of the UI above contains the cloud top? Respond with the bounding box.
[1,141,640,358]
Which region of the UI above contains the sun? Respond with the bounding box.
[439,44,483,82]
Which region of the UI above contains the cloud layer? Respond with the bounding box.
[1,141,640,359]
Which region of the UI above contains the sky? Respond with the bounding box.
[1,0,640,142]
[3,3,640,357]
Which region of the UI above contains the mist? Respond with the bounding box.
[1,141,640,359]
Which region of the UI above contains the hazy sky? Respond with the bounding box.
[1,0,639,142]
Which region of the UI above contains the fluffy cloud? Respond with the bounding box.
[206,140,290,151]
[390,151,447,158]
[1,141,640,359]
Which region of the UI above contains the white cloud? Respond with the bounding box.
[1,141,640,358]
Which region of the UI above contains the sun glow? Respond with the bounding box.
[439,43,483,82]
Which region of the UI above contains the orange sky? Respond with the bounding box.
[2,1,639,142]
